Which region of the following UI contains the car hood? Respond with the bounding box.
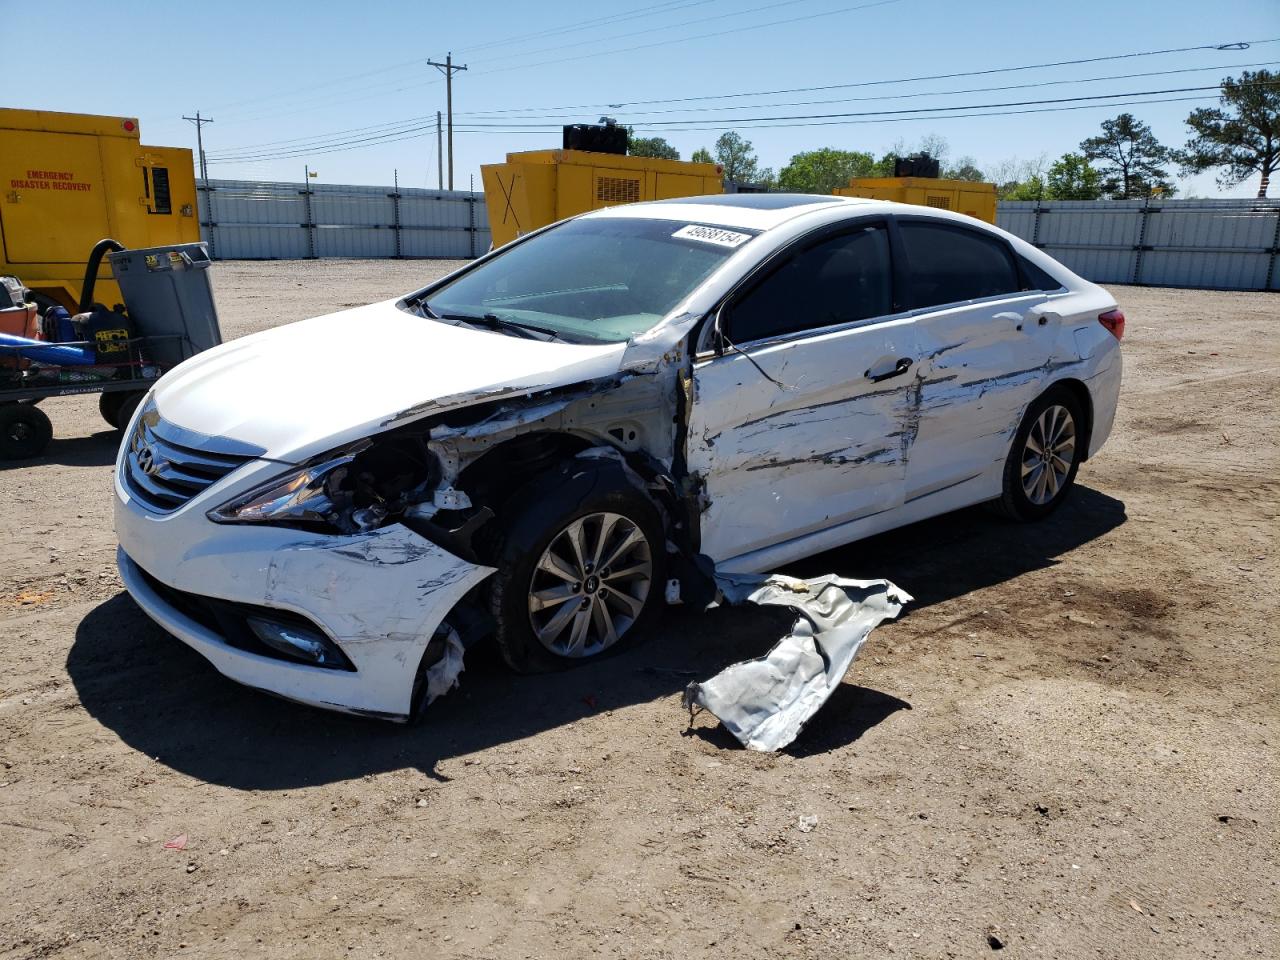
[151,300,628,463]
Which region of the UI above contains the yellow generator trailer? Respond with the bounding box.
[834,176,997,224]
[0,108,200,311]
[482,149,723,248]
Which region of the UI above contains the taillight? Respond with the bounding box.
[1099,309,1125,341]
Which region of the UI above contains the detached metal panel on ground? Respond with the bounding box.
[998,198,1280,292]
[198,180,490,260]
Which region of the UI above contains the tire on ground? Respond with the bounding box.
[0,402,53,460]
[990,384,1085,522]
[487,459,666,673]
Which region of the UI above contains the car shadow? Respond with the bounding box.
[0,430,121,470]
[67,484,1124,789]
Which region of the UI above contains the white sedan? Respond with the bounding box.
[114,194,1123,719]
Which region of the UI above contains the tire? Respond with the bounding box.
[991,386,1084,521]
[111,391,146,432]
[0,402,53,460]
[487,461,666,673]
[99,391,126,428]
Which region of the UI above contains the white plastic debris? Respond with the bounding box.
[421,626,467,706]
[682,574,912,752]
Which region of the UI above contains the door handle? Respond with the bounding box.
[865,358,913,383]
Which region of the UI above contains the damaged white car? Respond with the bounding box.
[114,194,1122,720]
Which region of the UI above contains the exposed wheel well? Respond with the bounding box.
[456,430,596,513]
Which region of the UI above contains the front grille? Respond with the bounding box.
[123,405,261,513]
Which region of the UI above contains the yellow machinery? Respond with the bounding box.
[482,149,723,248]
[0,108,199,311]
[834,176,997,224]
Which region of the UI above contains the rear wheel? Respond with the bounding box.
[488,461,666,673]
[99,392,126,428]
[991,386,1084,521]
[101,390,146,431]
[0,402,53,460]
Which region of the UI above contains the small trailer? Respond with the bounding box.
[1,239,222,459]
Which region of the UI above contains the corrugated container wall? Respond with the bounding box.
[997,198,1280,292]
[196,180,1280,292]
[197,179,489,260]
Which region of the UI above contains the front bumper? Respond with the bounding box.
[114,460,495,720]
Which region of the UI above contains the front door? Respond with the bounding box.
[685,222,916,565]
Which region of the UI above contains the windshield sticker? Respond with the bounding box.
[671,224,753,248]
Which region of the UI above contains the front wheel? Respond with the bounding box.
[991,387,1084,521]
[488,462,666,673]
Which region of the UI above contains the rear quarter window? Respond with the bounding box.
[1018,254,1066,292]
[898,221,1020,309]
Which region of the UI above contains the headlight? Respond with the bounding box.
[208,454,357,527]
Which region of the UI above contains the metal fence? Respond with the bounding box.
[197,179,490,260]
[197,181,1280,290]
[998,198,1280,292]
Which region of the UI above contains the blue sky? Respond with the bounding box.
[5,0,1278,196]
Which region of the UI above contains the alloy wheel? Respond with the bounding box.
[1021,403,1076,506]
[527,511,653,658]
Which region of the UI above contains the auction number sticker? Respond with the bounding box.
[671,224,752,248]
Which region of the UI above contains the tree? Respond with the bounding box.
[714,131,764,183]
[690,147,714,164]
[944,157,985,181]
[988,154,1049,199]
[777,148,876,194]
[1176,69,1280,198]
[1045,153,1103,200]
[1080,113,1174,198]
[1005,177,1047,201]
[628,135,680,160]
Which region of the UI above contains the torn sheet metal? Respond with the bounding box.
[683,574,912,752]
[419,626,467,707]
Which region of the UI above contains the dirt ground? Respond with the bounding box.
[1,261,1276,959]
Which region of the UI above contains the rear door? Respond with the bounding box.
[685,221,917,563]
[892,217,1056,501]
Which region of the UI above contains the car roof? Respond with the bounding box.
[585,194,880,231]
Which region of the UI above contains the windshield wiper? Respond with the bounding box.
[437,310,561,342]
[405,295,440,319]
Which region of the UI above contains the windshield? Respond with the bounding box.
[420,217,755,344]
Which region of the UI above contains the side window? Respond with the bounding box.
[1018,254,1064,292]
[898,221,1019,309]
[726,225,892,343]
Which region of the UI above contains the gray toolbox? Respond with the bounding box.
[108,242,222,371]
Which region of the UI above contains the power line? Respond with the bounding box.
[204,37,1277,164]
[457,0,722,54]
[220,0,902,125]
[468,0,903,77]
[206,84,1259,165]
[455,59,1280,121]
[210,56,1269,161]
[458,37,1280,114]
[207,92,1232,168]
[466,0,827,66]
[213,2,726,122]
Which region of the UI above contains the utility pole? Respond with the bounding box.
[436,111,443,191]
[426,53,467,190]
[182,111,214,183]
